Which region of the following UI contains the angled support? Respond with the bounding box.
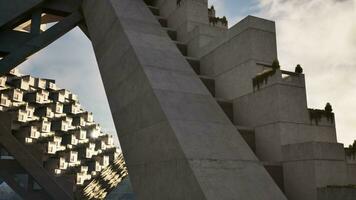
[0,172,27,198]
[30,9,42,36]
[0,112,73,200]
[0,0,46,30]
[0,172,50,200]
[0,160,25,174]
[0,11,83,75]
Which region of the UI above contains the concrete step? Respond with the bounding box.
[147,6,160,16]
[199,75,215,97]
[216,98,233,122]
[156,16,168,27]
[163,28,177,41]
[174,41,188,56]
[236,125,256,153]
[185,57,200,74]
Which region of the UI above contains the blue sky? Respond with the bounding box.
[19,0,356,146]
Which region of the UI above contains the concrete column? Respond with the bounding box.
[82,0,287,199]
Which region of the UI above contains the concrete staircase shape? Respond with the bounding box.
[82,0,287,199]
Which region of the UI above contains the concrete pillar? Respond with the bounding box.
[82,0,287,199]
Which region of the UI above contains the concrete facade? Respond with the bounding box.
[0,0,355,199]
[148,1,355,200]
[81,0,356,199]
[0,69,127,200]
[82,0,286,199]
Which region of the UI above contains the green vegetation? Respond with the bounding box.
[295,64,303,74]
[346,140,356,156]
[308,103,334,125]
[325,103,333,113]
[209,16,228,26]
[144,0,154,5]
[252,59,279,90]
[252,70,277,90]
[271,60,280,70]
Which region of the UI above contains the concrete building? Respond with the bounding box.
[0,70,128,199]
[0,0,355,199]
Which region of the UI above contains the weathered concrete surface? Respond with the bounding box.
[201,16,278,100]
[347,164,356,185]
[317,187,356,200]
[82,0,286,199]
[283,142,347,200]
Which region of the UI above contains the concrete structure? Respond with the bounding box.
[0,0,355,200]
[0,69,128,200]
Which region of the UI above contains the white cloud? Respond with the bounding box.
[255,0,356,145]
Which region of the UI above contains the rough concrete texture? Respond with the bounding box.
[283,142,348,200]
[200,16,277,99]
[82,0,286,199]
[317,187,356,200]
[347,164,356,185]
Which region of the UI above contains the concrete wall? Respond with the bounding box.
[283,142,348,200]
[347,164,356,185]
[233,73,337,161]
[234,74,309,126]
[317,187,356,200]
[264,163,284,192]
[156,0,226,57]
[200,16,277,100]
[155,0,208,40]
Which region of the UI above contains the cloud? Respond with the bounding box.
[254,0,356,145]
[209,0,356,145]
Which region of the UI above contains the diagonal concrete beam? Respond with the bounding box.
[82,0,287,199]
[0,11,83,75]
[0,0,45,30]
[0,172,27,198]
[0,160,25,173]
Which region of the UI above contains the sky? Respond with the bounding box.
[18,0,356,146]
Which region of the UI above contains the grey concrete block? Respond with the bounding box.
[169,120,257,161]
[189,159,286,200]
[282,142,345,161]
[119,120,186,165]
[128,159,206,200]
[154,90,229,123]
